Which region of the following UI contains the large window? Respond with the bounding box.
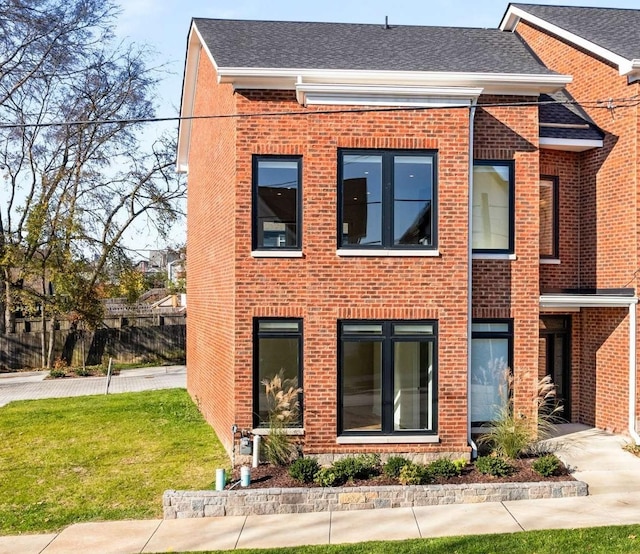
[253,156,301,250]
[539,176,559,259]
[472,161,514,253]
[338,150,437,249]
[339,321,437,436]
[470,320,513,426]
[253,318,303,427]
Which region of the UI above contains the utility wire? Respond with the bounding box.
[0,95,639,130]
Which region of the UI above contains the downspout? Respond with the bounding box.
[629,300,640,444]
[467,99,478,459]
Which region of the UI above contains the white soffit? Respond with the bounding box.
[540,294,638,308]
[500,6,635,76]
[539,137,603,152]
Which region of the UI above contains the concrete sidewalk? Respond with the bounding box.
[2,490,640,554]
[0,365,186,407]
[2,421,640,553]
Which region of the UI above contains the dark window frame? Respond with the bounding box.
[252,155,303,251]
[539,174,560,260]
[470,318,513,427]
[253,317,304,428]
[337,149,438,250]
[337,319,438,437]
[472,160,515,254]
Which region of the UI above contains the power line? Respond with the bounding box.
[0,95,639,130]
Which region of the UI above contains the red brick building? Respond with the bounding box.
[178,5,640,462]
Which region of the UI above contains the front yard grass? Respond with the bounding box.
[0,389,228,535]
[190,525,640,554]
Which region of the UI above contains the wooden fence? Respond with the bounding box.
[0,314,186,370]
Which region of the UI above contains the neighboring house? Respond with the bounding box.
[178,5,639,461]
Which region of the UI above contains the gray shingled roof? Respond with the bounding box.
[539,91,603,141]
[193,18,556,75]
[512,4,640,61]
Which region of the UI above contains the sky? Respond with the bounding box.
[113,0,640,252]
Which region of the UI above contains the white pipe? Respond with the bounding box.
[467,99,478,459]
[252,434,261,467]
[629,302,640,444]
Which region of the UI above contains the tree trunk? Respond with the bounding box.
[46,315,56,369]
[41,307,46,368]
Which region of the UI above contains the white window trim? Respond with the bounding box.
[252,427,305,436]
[540,258,561,265]
[337,435,440,444]
[472,253,517,261]
[252,250,304,258]
[337,249,440,257]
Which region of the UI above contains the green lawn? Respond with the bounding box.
[186,525,640,554]
[0,389,228,535]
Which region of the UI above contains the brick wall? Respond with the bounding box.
[472,96,540,424]
[186,52,238,453]
[516,20,639,435]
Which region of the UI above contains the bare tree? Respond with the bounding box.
[0,0,185,367]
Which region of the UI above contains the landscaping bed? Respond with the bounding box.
[229,457,574,489]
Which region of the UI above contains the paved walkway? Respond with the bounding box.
[0,365,186,407]
[1,419,640,552]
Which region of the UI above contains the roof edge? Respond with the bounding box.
[500,4,636,76]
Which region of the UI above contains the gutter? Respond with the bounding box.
[467,99,478,459]
[629,302,640,444]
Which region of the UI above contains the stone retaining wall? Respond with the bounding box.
[164,481,588,519]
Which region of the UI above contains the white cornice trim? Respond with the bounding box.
[296,83,482,107]
[540,294,638,308]
[500,6,635,76]
[539,137,603,152]
[217,67,571,96]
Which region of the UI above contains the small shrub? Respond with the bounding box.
[475,456,514,477]
[289,457,320,483]
[332,454,381,481]
[74,367,91,377]
[398,462,432,485]
[383,456,410,478]
[452,457,468,473]
[315,467,344,487]
[532,454,561,477]
[49,368,66,378]
[427,458,461,479]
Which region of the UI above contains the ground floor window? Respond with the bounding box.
[253,318,303,427]
[338,320,437,435]
[470,320,512,426]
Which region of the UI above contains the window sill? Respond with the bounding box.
[472,253,516,261]
[336,435,439,444]
[251,250,303,258]
[337,249,440,257]
[252,427,305,436]
[540,258,561,265]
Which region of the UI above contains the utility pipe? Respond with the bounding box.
[629,301,640,444]
[467,99,478,459]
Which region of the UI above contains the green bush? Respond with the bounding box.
[49,368,66,379]
[398,462,432,485]
[331,454,381,481]
[314,467,344,487]
[475,456,514,477]
[288,457,320,483]
[73,367,91,377]
[383,456,411,478]
[427,458,461,479]
[452,457,468,473]
[532,454,561,477]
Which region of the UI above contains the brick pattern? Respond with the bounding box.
[516,20,639,436]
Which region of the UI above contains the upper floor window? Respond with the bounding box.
[539,176,559,259]
[252,156,301,250]
[472,161,514,254]
[338,150,437,249]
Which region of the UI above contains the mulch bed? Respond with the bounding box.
[229,457,573,490]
